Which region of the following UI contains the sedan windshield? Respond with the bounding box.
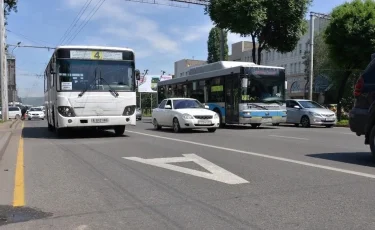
[298,100,324,108]
[30,108,42,111]
[173,100,203,109]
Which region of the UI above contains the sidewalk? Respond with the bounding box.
[0,119,21,162]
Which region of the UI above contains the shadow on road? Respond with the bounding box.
[306,152,375,167]
[22,127,129,139]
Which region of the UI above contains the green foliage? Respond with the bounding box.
[324,0,375,69]
[324,0,375,119]
[207,26,228,63]
[206,0,311,64]
[4,0,17,24]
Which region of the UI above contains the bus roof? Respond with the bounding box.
[158,61,285,86]
[55,45,134,52]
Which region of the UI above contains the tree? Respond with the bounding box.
[207,26,228,63]
[4,0,17,25]
[206,0,311,64]
[324,0,375,119]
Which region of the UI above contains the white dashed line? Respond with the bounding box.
[268,135,309,140]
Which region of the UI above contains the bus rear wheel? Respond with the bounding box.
[114,125,125,136]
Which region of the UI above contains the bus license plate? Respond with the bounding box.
[198,120,211,125]
[92,118,109,123]
[262,118,272,123]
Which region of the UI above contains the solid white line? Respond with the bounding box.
[127,130,375,180]
[268,135,309,140]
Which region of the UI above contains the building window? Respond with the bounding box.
[299,44,302,55]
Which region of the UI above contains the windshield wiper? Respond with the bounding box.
[79,67,98,97]
[99,73,119,97]
[247,103,269,110]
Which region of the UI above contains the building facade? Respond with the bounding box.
[228,17,330,100]
[174,59,207,78]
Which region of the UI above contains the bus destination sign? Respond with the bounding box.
[245,67,283,76]
[70,50,123,60]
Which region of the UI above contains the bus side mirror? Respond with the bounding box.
[135,69,141,81]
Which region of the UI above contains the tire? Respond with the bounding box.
[114,125,126,136]
[173,118,181,133]
[214,109,225,128]
[325,124,333,128]
[48,123,53,132]
[28,118,31,120]
[251,124,260,129]
[272,123,280,126]
[301,116,311,128]
[369,125,375,158]
[294,123,299,127]
[207,128,216,133]
[153,118,162,130]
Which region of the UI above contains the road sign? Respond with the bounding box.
[123,154,249,185]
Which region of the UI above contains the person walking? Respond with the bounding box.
[21,107,27,120]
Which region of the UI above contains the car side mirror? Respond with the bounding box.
[165,105,171,109]
[135,69,141,81]
[205,105,209,109]
[294,105,300,109]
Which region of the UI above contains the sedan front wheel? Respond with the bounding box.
[173,118,181,133]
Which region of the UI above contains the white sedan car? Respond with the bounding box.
[152,98,220,133]
[27,107,45,120]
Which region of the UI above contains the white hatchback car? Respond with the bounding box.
[152,98,220,133]
[0,106,21,119]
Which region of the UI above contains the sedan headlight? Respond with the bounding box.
[182,113,194,119]
[214,113,219,119]
[309,111,321,117]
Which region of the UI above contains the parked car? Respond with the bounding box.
[136,108,142,120]
[0,106,22,119]
[152,98,220,133]
[349,53,375,157]
[284,99,336,128]
[27,107,45,120]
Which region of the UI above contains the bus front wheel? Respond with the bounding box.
[114,125,126,136]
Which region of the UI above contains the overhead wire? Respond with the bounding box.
[58,0,93,45]
[65,0,106,45]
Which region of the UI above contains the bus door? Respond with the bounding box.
[225,75,240,124]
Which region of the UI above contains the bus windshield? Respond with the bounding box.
[57,59,135,92]
[241,74,285,103]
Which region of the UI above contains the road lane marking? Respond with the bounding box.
[269,135,309,140]
[123,154,249,185]
[127,130,375,180]
[13,122,25,207]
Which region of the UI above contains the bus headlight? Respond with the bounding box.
[123,105,136,116]
[57,106,76,117]
[182,114,194,119]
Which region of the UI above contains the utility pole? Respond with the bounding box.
[220,29,225,61]
[308,12,331,101]
[308,13,314,101]
[0,0,8,120]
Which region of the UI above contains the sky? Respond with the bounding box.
[6,0,348,98]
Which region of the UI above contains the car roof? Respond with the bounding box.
[164,98,197,100]
[287,99,311,101]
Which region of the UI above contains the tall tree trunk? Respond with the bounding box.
[336,71,352,121]
[251,34,256,63]
[257,47,262,65]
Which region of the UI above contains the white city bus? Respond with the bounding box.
[44,46,140,136]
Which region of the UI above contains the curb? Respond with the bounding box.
[9,119,20,129]
[0,131,12,162]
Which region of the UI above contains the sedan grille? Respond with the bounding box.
[323,114,335,117]
[194,115,213,119]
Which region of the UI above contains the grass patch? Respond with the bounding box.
[336,119,349,127]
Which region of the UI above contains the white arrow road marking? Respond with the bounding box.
[123,154,249,185]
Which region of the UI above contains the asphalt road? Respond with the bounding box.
[1,119,375,229]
